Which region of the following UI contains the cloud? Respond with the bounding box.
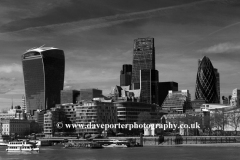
[0,63,22,73]
[198,43,240,54]
[0,0,218,41]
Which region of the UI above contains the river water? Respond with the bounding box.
[1,145,240,160]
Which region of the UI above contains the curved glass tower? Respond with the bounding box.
[22,47,65,115]
[195,56,219,103]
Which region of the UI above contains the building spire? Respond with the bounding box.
[11,98,13,109]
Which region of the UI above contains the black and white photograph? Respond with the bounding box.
[1,0,240,159]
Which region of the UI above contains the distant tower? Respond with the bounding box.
[195,56,219,103]
[11,98,13,109]
[120,64,132,86]
[131,38,155,89]
[22,95,26,111]
[22,47,65,115]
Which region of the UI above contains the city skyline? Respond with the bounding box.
[0,0,240,109]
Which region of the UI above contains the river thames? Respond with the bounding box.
[1,145,240,160]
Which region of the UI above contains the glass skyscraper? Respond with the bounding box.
[195,56,219,103]
[131,38,155,89]
[22,47,65,115]
[120,64,132,86]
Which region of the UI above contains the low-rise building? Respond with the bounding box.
[75,100,117,134]
[43,107,66,137]
[161,90,192,113]
[1,119,30,137]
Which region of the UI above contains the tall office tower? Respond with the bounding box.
[140,69,159,104]
[80,89,103,101]
[120,64,132,86]
[158,82,178,107]
[214,68,220,103]
[195,56,219,103]
[22,95,26,112]
[60,90,80,104]
[22,47,65,115]
[131,38,155,89]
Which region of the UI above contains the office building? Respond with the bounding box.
[0,106,26,120]
[43,107,66,137]
[1,119,30,136]
[214,68,220,103]
[162,90,191,113]
[230,88,240,107]
[75,100,117,134]
[56,103,77,124]
[22,95,26,112]
[110,85,140,102]
[158,82,178,107]
[120,64,132,86]
[114,101,157,124]
[140,69,159,104]
[80,89,103,101]
[22,47,65,115]
[195,56,219,103]
[131,38,155,89]
[61,90,80,104]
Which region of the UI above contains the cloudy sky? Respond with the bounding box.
[0,0,240,110]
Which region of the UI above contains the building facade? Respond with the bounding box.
[158,81,178,107]
[230,88,240,107]
[162,90,191,113]
[22,47,65,115]
[140,69,159,104]
[195,56,219,103]
[0,107,26,120]
[80,89,103,102]
[43,107,66,137]
[131,38,155,90]
[75,101,117,134]
[1,119,30,136]
[114,101,157,124]
[120,64,132,86]
[61,90,80,104]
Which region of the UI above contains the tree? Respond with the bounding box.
[210,109,228,132]
[227,110,240,135]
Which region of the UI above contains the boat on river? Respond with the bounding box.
[6,140,40,152]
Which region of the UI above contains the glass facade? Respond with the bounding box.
[140,69,159,104]
[195,56,219,103]
[131,38,155,89]
[114,102,156,124]
[22,48,65,115]
[120,64,132,86]
[80,89,102,102]
[60,90,80,104]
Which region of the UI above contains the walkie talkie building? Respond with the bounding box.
[22,47,65,115]
[195,56,219,103]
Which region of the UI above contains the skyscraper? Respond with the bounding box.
[120,64,132,86]
[140,69,159,104]
[214,68,220,103]
[22,47,65,115]
[131,38,155,89]
[195,56,219,103]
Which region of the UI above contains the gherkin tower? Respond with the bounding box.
[195,56,219,103]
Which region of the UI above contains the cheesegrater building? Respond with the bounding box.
[22,47,65,115]
[195,56,219,103]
